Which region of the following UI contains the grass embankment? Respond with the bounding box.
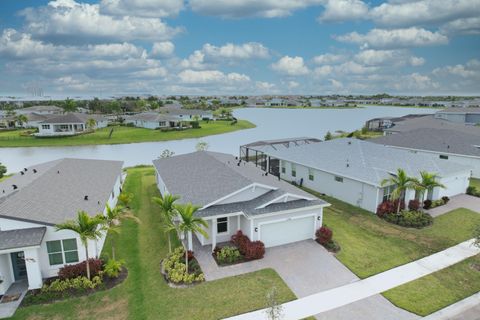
[0,120,255,148]
[12,167,295,320]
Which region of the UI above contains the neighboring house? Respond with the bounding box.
[0,158,124,295]
[36,113,108,137]
[123,112,181,129]
[159,108,214,121]
[365,117,394,131]
[241,138,471,213]
[153,151,329,251]
[383,114,480,135]
[372,128,480,178]
[16,105,64,115]
[434,107,480,124]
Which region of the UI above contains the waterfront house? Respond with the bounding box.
[36,113,108,137]
[434,107,480,124]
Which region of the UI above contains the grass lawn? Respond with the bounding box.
[383,254,480,316]
[11,167,295,320]
[0,174,12,182]
[0,120,255,148]
[305,190,480,279]
[470,178,480,190]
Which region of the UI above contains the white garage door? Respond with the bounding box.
[259,216,315,248]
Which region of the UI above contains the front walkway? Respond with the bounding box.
[0,280,28,319]
[224,239,480,320]
[427,194,480,217]
[194,238,417,320]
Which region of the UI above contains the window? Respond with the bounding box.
[47,239,79,266]
[281,161,286,174]
[159,121,166,127]
[382,185,395,202]
[308,168,314,181]
[60,125,69,130]
[439,155,449,160]
[291,163,296,177]
[217,217,228,233]
[334,176,343,183]
[41,124,50,130]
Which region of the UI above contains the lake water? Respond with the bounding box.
[1,106,434,173]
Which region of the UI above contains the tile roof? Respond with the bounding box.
[0,158,123,225]
[0,227,46,251]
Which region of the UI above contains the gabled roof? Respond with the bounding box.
[39,113,107,124]
[437,107,480,114]
[21,105,63,112]
[384,115,480,135]
[0,158,123,225]
[0,227,46,251]
[125,112,177,122]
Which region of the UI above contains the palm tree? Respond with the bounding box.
[100,204,139,260]
[63,98,77,113]
[15,114,28,128]
[55,211,104,279]
[175,204,208,273]
[86,118,97,130]
[118,192,134,209]
[415,171,446,201]
[381,169,418,214]
[152,194,180,253]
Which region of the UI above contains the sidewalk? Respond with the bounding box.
[225,239,480,320]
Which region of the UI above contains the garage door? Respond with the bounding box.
[259,216,315,248]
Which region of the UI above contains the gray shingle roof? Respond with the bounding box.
[0,227,46,250]
[0,158,123,225]
[384,115,480,135]
[21,105,63,113]
[125,112,177,122]
[372,128,480,158]
[152,151,327,217]
[261,138,471,186]
[39,113,107,124]
[437,107,480,114]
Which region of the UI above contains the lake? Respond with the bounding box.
[1,106,433,173]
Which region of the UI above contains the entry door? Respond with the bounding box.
[10,252,27,281]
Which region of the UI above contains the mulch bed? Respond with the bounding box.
[21,268,128,307]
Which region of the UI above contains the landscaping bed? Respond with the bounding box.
[212,231,265,267]
[161,247,205,287]
[377,200,433,228]
[315,226,340,253]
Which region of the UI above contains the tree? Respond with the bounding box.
[195,141,209,151]
[5,104,16,117]
[175,204,208,273]
[0,162,6,179]
[153,194,180,253]
[99,204,139,260]
[15,114,28,127]
[55,211,104,280]
[324,131,333,141]
[63,98,77,113]
[415,171,445,201]
[264,287,284,320]
[118,192,134,209]
[381,169,418,214]
[159,149,175,158]
[86,118,97,130]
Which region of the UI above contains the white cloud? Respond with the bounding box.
[255,81,276,91]
[151,41,175,58]
[287,81,299,89]
[100,0,184,18]
[354,49,425,66]
[336,27,448,49]
[313,53,346,65]
[178,69,250,84]
[20,0,182,43]
[394,73,439,91]
[410,56,426,66]
[313,65,333,77]
[335,61,377,74]
[87,42,146,58]
[432,59,480,78]
[329,79,343,89]
[189,0,324,18]
[440,17,480,35]
[131,67,168,78]
[0,29,55,59]
[202,42,270,60]
[180,50,206,69]
[271,56,309,76]
[318,0,368,22]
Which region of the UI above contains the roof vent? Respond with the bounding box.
[33,169,37,173]
[12,185,17,190]
[57,170,60,174]
[20,171,25,175]
[24,168,27,172]
[348,141,352,145]
[84,195,89,201]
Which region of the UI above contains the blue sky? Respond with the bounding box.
[0,0,479,96]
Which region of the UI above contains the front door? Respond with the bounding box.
[10,252,27,281]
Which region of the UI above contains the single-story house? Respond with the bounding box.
[0,158,124,295]
[241,138,472,213]
[16,105,64,115]
[372,128,480,178]
[153,151,329,251]
[434,107,480,124]
[159,108,214,121]
[123,112,182,129]
[382,114,480,135]
[36,113,108,137]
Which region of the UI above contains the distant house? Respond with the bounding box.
[36,113,108,137]
[241,138,471,213]
[0,158,123,295]
[16,105,63,115]
[434,107,480,124]
[383,114,480,135]
[365,117,394,131]
[159,108,214,121]
[264,98,285,107]
[153,151,329,250]
[123,112,182,129]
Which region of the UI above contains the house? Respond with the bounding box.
[372,128,480,178]
[0,158,124,295]
[240,138,472,213]
[153,151,329,251]
[159,108,214,121]
[36,113,108,137]
[365,117,394,131]
[123,112,182,129]
[434,107,480,124]
[16,105,63,115]
[383,114,480,135]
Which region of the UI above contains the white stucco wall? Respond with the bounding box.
[197,214,242,245]
[0,254,14,295]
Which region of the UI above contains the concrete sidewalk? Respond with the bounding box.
[225,239,480,320]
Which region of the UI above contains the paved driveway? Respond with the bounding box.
[194,239,418,320]
[427,194,480,217]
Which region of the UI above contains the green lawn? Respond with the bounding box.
[0,120,255,148]
[383,255,480,316]
[306,190,480,279]
[471,178,480,190]
[0,174,12,182]
[12,167,295,320]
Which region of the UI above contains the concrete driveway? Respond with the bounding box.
[194,239,418,320]
[427,194,480,217]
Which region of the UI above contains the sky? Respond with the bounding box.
[0,0,479,97]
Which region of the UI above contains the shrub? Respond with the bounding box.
[104,259,124,278]
[58,259,103,280]
[230,230,265,260]
[216,246,241,264]
[191,121,200,129]
[423,199,432,209]
[231,230,250,254]
[163,247,205,284]
[442,196,450,204]
[42,275,103,293]
[408,199,421,211]
[323,240,341,253]
[376,200,405,217]
[384,210,433,228]
[315,226,333,245]
[431,199,445,208]
[467,186,477,196]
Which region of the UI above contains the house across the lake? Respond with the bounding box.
[153,151,329,251]
[0,158,124,295]
[240,138,472,213]
[434,107,480,124]
[123,112,182,129]
[36,113,108,137]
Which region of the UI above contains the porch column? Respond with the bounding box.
[24,248,42,290]
[187,231,193,251]
[211,218,217,252]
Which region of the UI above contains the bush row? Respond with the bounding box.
[231,230,265,260]
[383,210,433,228]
